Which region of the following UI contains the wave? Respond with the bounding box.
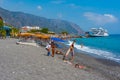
[66,41,120,63]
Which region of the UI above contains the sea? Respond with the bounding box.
[66,34,120,63]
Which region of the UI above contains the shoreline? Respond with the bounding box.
[57,42,120,80]
[76,49,120,64]
[65,38,120,64]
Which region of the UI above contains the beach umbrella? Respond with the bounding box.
[3,26,11,30]
[18,33,34,37]
[51,37,67,42]
[34,34,50,39]
[34,34,42,38]
[41,35,50,39]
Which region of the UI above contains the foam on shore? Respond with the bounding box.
[66,40,120,63]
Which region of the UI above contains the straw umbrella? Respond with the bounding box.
[18,33,34,37]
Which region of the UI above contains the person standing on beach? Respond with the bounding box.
[45,43,51,56]
[70,43,75,61]
[51,40,56,57]
[63,40,75,61]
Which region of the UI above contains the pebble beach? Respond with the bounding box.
[0,38,120,80]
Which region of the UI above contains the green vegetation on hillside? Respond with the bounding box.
[40,28,49,33]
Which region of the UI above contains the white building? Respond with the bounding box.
[20,26,40,32]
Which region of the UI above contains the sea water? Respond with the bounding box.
[66,34,120,63]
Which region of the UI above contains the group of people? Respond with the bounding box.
[46,40,75,61]
[45,40,86,69]
[45,40,56,57]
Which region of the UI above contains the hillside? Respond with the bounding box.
[0,7,84,34]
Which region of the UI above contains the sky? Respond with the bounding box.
[0,0,120,34]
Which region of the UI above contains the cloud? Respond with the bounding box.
[84,12,118,24]
[37,5,42,10]
[0,0,3,2]
[69,3,80,8]
[51,1,65,4]
[0,0,4,4]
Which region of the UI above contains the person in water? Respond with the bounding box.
[80,43,83,48]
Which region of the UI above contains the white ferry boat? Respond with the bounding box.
[90,27,109,37]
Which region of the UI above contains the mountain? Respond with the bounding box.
[0,7,84,34]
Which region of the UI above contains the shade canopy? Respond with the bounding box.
[3,26,11,30]
[51,37,67,42]
[18,33,34,37]
[35,34,50,39]
[18,33,50,39]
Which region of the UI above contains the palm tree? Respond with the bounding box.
[0,29,6,39]
[0,16,3,30]
[0,16,4,38]
[10,27,19,38]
